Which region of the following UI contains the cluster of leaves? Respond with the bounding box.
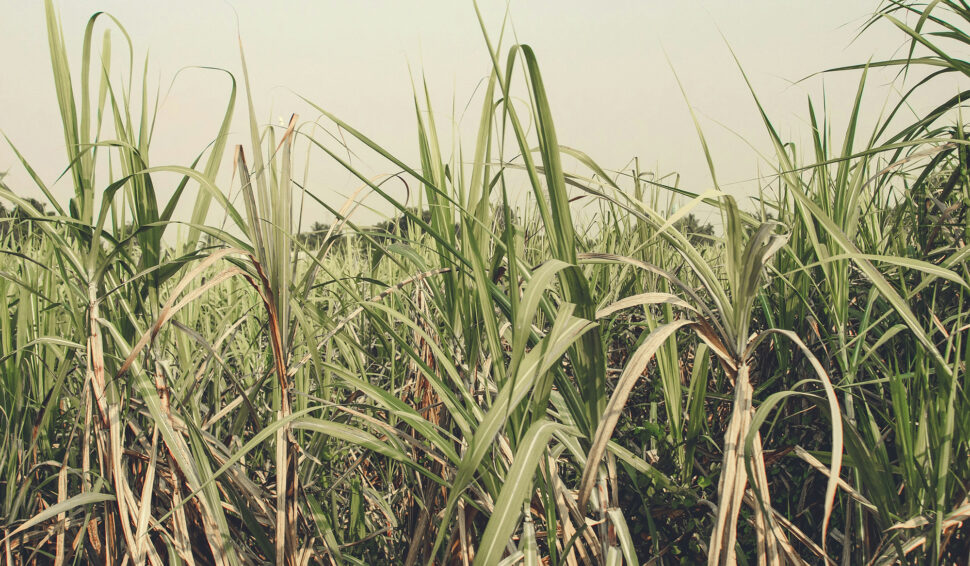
[1,1,969,565]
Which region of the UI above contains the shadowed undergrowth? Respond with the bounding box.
[1,1,969,564]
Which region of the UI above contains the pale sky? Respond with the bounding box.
[0,1,961,228]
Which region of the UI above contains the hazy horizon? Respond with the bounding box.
[1,1,962,229]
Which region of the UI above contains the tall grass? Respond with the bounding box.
[1,1,969,564]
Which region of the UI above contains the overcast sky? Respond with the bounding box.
[0,1,961,227]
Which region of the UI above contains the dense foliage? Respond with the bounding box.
[1,1,969,564]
